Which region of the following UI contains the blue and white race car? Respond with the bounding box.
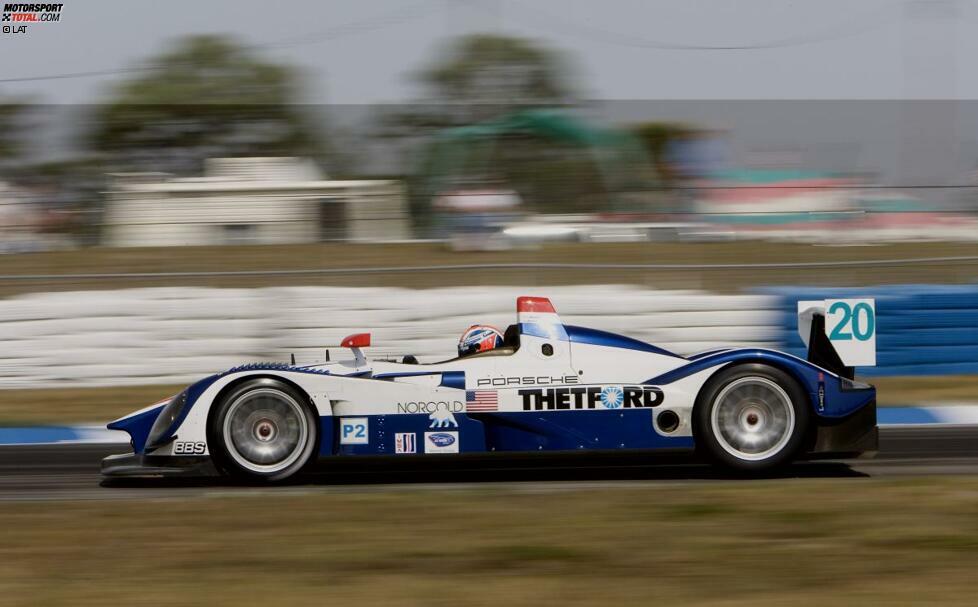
[103,296,878,481]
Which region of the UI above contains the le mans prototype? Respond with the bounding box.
[103,296,878,481]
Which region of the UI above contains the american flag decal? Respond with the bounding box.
[466,390,498,412]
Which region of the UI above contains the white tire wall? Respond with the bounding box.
[0,286,782,389]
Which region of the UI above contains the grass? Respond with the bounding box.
[0,384,185,425]
[1,376,976,426]
[0,240,975,295]
[2,478,978,605]
[872,375,978,405]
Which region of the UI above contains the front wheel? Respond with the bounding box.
[694,364,809,472]
[209,378,318,482]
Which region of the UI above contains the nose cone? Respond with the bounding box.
[107,403,167,454]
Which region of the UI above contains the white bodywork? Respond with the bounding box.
[143,298,704,456]
[112,296,875,459]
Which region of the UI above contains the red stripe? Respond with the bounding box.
[517,296,556,314]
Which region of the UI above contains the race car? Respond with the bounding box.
[102,295,878,481]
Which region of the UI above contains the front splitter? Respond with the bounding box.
[101,453,219,477]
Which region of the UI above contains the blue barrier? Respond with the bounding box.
[0,425,125,445]
[0,426,83,444]
[761,284,978,377]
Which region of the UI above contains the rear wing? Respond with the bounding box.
[797,299,876,379]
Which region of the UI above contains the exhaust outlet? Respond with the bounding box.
[656,409,680,433]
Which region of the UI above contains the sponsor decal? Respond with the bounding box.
[395,432,416,454]
[519,385,664,411]
[424,431,459,453]
[428,411,458,429]
[817,372,825,413]
[339,417,369,445]
[396,400,464,414]
[173,441,206,455]
[466,390,498,412]
[600,386,624,409]
[477,375,577,387]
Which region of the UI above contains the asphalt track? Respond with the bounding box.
[0,426,976,501]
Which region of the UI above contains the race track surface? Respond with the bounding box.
[0,426,976,501]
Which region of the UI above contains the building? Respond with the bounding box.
[103,157,410,247]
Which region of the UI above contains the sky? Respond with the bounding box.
[3,0,978,189]
[1,0,977,104]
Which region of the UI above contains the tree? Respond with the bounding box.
[380,33,576,137]
[377,34,579,230]
[88,35,327,175]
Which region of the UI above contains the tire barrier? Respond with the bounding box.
[0,286,782,389]
[765,284,978,376]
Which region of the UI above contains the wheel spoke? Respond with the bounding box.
[710,377,795,462]
[222,388,310,475]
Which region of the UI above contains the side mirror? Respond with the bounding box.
[340,333,370,366]
[341,333,371,348]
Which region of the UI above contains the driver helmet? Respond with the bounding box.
[458,324,504,357]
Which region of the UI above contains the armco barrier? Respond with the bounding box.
[764,284,978,377]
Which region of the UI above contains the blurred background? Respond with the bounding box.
[3,2,978,605]
[1,0,977,411]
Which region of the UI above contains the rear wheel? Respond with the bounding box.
[695,364,809,472]
[209,378,318,482]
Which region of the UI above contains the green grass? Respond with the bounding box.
[3,478,978,605]
[0,240,975,295]
[2,375,974,425]
[0,383,185,425]
[872,375,978,405]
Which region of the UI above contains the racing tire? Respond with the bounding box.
[209,378,318,482]
[694,364,809,472]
